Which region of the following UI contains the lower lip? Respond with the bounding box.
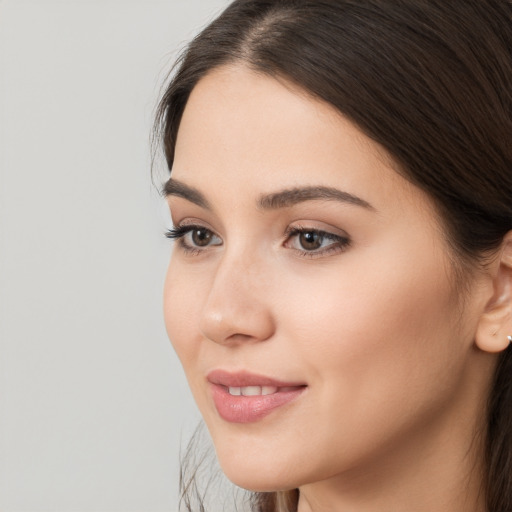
[210,384,306,423]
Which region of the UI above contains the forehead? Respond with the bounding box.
[172,65,432,219]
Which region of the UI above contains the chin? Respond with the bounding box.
[221,465,295,493]
[213,440,311,492]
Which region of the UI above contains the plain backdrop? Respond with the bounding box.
[0,0,231,510]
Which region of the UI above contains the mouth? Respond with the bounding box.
[224,385,299,396]
[207,370,307,424]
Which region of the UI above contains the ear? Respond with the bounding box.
[475,231,512,353]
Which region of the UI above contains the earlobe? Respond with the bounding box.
[475,232,512,354]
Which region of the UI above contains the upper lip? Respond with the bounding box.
[207,369,306,388]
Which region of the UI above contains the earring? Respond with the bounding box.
[508,336,512,344]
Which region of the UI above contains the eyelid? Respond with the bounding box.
[288,219,350,238]
[285,221,350,239]
[169,216,216,230]
[165,223,207,240]
[166,216,217,239]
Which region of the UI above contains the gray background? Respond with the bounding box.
[0,0,230,510]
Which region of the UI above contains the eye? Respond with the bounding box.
[285,227,350,257]
[296,231,325,251]
[166,224,222,253]
[188,227,215,247]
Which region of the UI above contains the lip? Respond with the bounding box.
[207,369,305,388]
[207,370,307,424]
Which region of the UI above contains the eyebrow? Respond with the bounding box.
[258,186,375,211]
[163,178,210,209]
[163,178,374,211]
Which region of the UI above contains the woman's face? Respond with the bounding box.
[164,65,489,492]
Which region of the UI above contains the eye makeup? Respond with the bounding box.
[166,222,351,259]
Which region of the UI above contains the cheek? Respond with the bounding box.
[164,261,217,424]
[277,246,462,431]
[163,262,201,372]
[281,249,456,350]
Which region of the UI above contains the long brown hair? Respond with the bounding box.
[154,1,512,510]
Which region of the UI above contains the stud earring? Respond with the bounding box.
[508,336,512,344]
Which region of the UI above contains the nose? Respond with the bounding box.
[199,252,276,346]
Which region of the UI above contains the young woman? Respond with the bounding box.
[154,1,512,511]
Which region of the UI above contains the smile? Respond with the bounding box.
[207,370,307,423]
[228,386,278,396]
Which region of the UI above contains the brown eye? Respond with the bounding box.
[284,227,350,257]
[299,231,324,250]
[166,224,222,253]
[191,228,213,246]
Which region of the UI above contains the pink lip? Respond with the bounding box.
[207,370,307,424]
[207,369,305,388]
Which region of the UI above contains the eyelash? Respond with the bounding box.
[165,224,219,256]
[284,226,351,258]
[165,224,351,258]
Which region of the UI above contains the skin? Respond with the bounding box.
[164,65,507,512]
